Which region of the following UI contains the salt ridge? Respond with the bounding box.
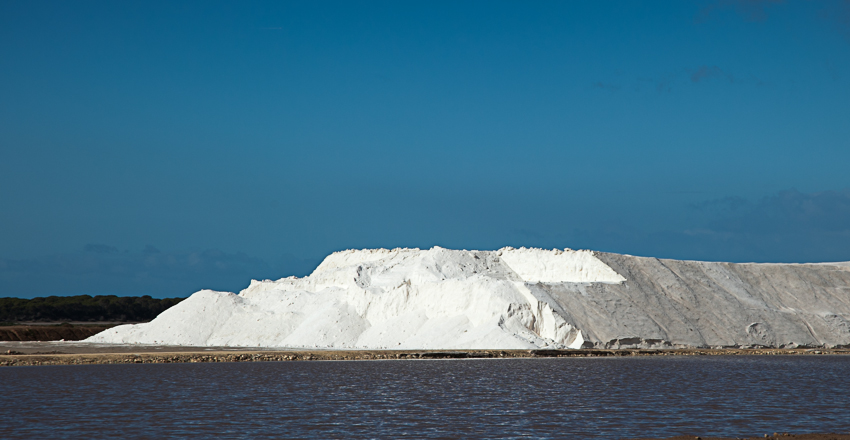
[87,247,850,349]
[87,247,620,349]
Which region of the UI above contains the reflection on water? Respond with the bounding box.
[2,356,849,439]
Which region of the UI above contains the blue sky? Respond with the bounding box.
[2,1,849,298]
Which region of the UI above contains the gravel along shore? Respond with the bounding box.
[1,347,848,367]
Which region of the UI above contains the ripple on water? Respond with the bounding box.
[1,356,849,439]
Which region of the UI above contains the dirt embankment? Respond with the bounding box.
[0,324,116,341]
[2,347,849,367]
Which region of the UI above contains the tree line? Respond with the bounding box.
[0,295,185,322]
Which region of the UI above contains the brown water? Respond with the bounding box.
[2,356,849,439]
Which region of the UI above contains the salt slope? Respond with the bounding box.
[542,253,850,349]
[87,247,850,349]
[87,247,621,349]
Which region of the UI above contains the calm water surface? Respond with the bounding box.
[2,356,849,439]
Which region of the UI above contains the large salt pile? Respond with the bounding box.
[87,247,623,349]
[87,247,850,349]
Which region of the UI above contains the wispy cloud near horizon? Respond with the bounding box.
[690,65,734,83]
[0,247,321,299]
[593,64,757,93]
[696,0,785,23]
[574,189,850,264]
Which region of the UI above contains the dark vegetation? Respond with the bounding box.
[0,324,118,341]
[0,295,185,322]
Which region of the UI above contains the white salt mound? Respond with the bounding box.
[87,247,850,349]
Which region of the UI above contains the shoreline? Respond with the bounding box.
[2,346,849,367]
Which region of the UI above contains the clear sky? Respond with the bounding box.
[2,1,849,298]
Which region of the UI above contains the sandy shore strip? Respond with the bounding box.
[1,344,848,367]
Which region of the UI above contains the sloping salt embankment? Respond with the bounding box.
[86,247,850,349]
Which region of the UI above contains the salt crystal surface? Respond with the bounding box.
[87,247,850,349]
